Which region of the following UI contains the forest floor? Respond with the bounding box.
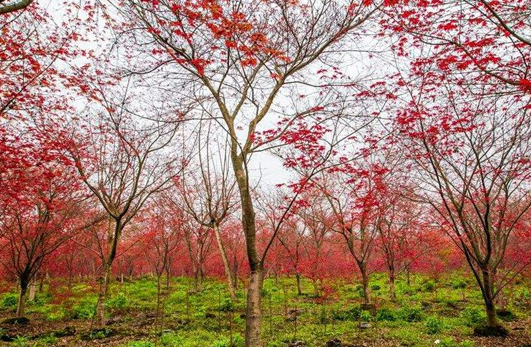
[0,274,530,347]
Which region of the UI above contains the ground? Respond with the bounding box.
[0,273,530,346]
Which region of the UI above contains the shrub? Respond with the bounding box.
[106,292,127,310]
[460,308,485,327]
[376,308,398,322]
[160,333,186,347]
[72,297,97,319]
[399,306,423,322]
[1,293,18,310]
[371,284,381,291]
[331,306,361,321]
[451,279,466,290]
[389,328,420,346]
[426,316,444,334]
[360,310,372,322]
[422,280,435,292]
[39,333,58,345]
[12,336,29,347]
[218,298,234,312]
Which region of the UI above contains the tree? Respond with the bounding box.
[112,0,382,343]
[259,192,307,296]
[0,139,97,317]
[67,83,185,328]
[178,124,239,300]
[317,160,386,306]
[297,190,334,297]
[394,68,531,333]
[141,201,182,332]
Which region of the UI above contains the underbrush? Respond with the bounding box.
[0,274,529,346]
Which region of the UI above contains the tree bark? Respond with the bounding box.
[156,274,162,333]
[28,281,37,301]
[213,224,237,301]
[229,143,265,346]
[481,268,500,328]
[95,263,111,328]
[388,272,396,302]
[16,280,28,318]
[360,264,371,305]
[295,273,302,295]
[245,268,264,347]
[165,264,171,291]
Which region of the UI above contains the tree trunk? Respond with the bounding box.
[28,281,37,301]
[213,224,237,301]
[481,268,500,328]
[233,254,239,290]
[496,287,506,311]
[388,272,396,302]
[156,274,162,333]
[95,263,111,328]
[360,264,371,305]
[245,268,264,347]
[38,275,44,292]
[313,279,320,297]
[230,138,264,346]
[165,264,171,291]
[295,273,302,295]
[485,300,498,327]
[405,265,411,286]
[193,269,199,292]
[16,280,28,318]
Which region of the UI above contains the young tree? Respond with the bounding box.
[141,202,182,332]
[318,161,385,306]
[67,86,185,328]
[178,125,239,300]
[0,146,96,317]
[259,192,307,296]
[395,71,531,333]
[297,190,333,297]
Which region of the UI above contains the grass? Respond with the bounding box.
[0,273,530,346]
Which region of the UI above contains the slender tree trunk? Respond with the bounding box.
[16,279,28,318]
[295,273,302,295]
[95,263,111,328]
[213,224,237,301]
[38,275,44,292]
[405,265,411,286]
[388,271,396,302]
[193,269,199,292]
[496,286,506,311]
[245,268,264,347]
[28,280,37,301]
[360,264,371,305]
[165,264,171,291]
[313,279,320,297]
[199,263,205,291]
[156,274,162,333]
